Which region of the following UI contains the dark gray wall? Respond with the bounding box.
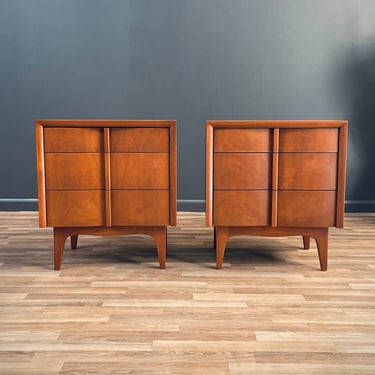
[1,0,375,211]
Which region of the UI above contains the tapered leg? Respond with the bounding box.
[53,228,69,270]
[312,228,329,271]
[216,227,229,269]
[153,227,167,269]
[213,226,217,251]
[302,236,310,250]
[71,235,78,249]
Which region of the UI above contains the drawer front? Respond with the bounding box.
[214,153,271,189]
[111,190,170,226]
[111,153,169,189]
[214,129,272,152]
[278,153,337,190]
[111,128,169,152]
[279,128,338,152]
[46,190,105,227]
[44,128,104,153]
[278,191,336,227]
[45,153,104,190]
[214,190,270,226]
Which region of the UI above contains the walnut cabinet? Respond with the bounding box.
[36,119,177,270]
[206,120,348,270]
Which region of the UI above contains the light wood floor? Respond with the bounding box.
[0,212,374,374]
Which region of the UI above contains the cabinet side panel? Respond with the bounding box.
[271,128,280,227]
[104,128,112,227]
[336,123,348,228]
[206,124,214,226]
[35,123,47,227]
[169,122,177,226]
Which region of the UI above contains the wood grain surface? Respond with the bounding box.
[44,128,104,153]
[111,190,170,226]
[277,191,336,227]
[45,153,105,190]
[0,211,374,374]
[214,190,271,226]
[214,153,271,190]
[46,191,106,227]
[278,153,337,191]
[110,128,169,153]
[214,129,272,153]
[110,153,169,189]
[278,128,339,153]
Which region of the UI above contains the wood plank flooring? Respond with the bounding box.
[0,211,374,374]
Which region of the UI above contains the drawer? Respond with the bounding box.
[277,191,336,227]
[111,190,169,226]
[45,153,104,190]
[278,153,337,190]
[214,190,270,226]
[44,128,104,153]
[279,128,338,152]
[110,128,169,152]
[214,153,271,189]
[214,129,272,152]
[46,190,105,227]
[111,153,169,189]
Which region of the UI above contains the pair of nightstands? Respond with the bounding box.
[36,119,347,271]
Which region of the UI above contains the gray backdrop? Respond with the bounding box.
[1,0,375,211]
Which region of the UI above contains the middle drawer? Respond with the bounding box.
[278,153,337,190]
[111,153,169,189]
[214,153,271,189]
[45,153,104,190]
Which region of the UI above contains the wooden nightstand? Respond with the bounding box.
[36,119,177,270]
[206,120,348,270]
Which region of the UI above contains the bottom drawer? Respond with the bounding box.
[214,190,270,226]
[111,190,169,226]
[278,191,336,227]
[47,191,105,227]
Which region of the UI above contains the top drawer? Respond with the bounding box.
[110,128,169,152]
[214,129,272,152]
[44,128,104,153]
[279,128,338,152]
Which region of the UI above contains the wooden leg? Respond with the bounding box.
[165,229,168,258]
[213,226,217,251]
[216,227,229,269]
[302,235,310,250]
[71,235,78,250]
[312,228,329,271]
[152,227,167,269]
[53,228,69,270]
